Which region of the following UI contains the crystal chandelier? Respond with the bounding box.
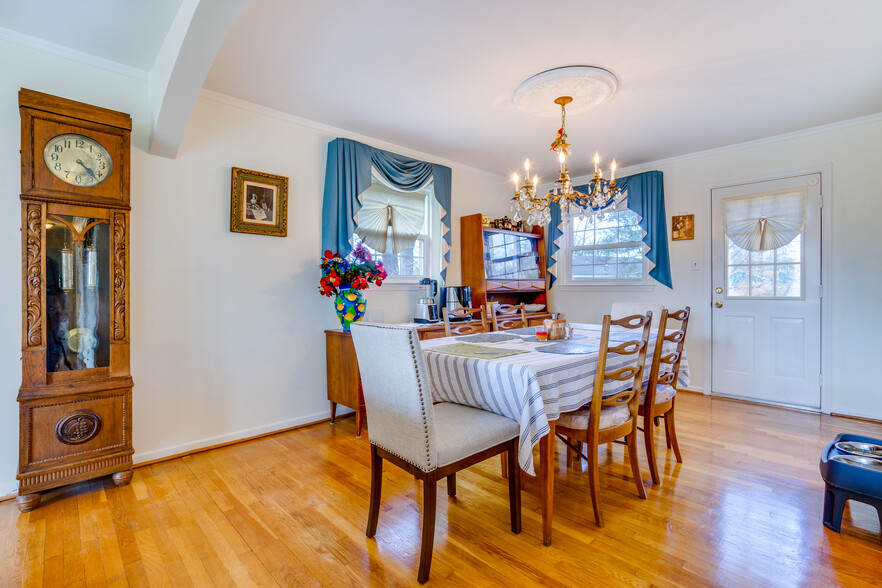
[511,96,626,226]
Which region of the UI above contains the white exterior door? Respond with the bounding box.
[711,173,822,409]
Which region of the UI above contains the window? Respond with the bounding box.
[726,234,802,298]
[564,206,647,284]
[351,178,439,282]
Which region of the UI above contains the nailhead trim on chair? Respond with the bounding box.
[355,323,435,472]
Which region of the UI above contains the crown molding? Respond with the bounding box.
[0,26,149,81]
[198,89,505,179]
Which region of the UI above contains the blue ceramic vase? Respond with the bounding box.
[334,286,367,332]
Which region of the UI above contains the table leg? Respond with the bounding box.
[539,420,556,546]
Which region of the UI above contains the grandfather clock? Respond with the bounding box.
[16,89,134,512]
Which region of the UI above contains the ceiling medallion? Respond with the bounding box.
[511,67,624,226]
[512,66,618,117]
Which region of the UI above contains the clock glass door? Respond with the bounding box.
[45,215,111,372]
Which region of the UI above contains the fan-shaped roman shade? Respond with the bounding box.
[356,182,426,253]
[724,190,805,252]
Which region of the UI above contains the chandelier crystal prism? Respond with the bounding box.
[511,95,626,226]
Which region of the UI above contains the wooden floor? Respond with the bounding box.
[2,393,881,587]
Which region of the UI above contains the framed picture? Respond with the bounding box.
[230,167,288,237]
[671,213,694,241]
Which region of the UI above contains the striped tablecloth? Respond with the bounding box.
[421,323,689,475]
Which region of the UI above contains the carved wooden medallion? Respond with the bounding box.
[55,410,102,445]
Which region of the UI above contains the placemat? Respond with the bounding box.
[504,326,538,336]
[534,342,601,355]
[519,334,587,342]
[456,333,522,343]
[426,343,530,359]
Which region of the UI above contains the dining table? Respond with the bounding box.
[419,323,689,546]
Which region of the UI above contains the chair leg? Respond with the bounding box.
[586,449,604,528]
[664,404,683,463]
[446,473,456,498]
[418,477,438,584]
[643,414,660,485]
[507,445,522,534]
[500,453,508,479]
[366,445,383,538]
[627,433,647,499]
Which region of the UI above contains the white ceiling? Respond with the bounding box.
[0,0,184,71]
[5,0,882,178]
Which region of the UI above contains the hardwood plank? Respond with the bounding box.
[2,393,882,586]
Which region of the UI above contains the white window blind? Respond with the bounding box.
[356,183,425,253]
[724,189,806,252]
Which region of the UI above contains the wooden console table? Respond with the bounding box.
[325,330,367,437]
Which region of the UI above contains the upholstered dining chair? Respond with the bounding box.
[350,323,521,584]
[555,313,652,528]
[611,302,665,330]
[442,306,488,336]
[491,303,528,331]
[641,307,690,485]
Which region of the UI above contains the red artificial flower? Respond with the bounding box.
[323,249,334,260]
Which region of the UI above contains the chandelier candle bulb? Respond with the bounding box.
[510,94,625,226]
[611,159,617,181]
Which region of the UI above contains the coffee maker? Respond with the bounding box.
[440,286,472,321]
[414,278,439,323]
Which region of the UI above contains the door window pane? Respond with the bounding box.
[725,232,802,298]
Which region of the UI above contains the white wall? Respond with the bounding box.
[550,117,882,420]
[0,42,510,495]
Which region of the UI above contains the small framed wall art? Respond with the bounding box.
[671,213,694,241]
[230,167,288,237]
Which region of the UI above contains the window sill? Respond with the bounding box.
[555,282,657,292]
[371,281,422,292]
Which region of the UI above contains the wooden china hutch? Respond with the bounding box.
[460,213,550,319]
[16,89,134,512]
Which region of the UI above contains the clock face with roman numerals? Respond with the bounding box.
[42,133,113,187]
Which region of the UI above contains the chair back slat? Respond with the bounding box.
[605,365,641,382]
[443,307,488,336]
[611,303,666,330]
[492,303,528,331]
[350,323,438,471]
[607,340,644,355]
[643,307,691,408]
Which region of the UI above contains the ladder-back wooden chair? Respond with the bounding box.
[350,323,521,584]
[611,302,666,331]
[491,303,528,331]
[641,306,690,485]
[442,306,488,336]
[555,313,652,527]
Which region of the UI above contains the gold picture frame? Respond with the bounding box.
[671,214,694,241]
[230,167,288,237]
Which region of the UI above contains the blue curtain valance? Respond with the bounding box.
[547,170,672,289]
[321,138,452,282]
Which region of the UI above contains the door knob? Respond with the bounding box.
[715,301,723,308]
[715,287,723,294]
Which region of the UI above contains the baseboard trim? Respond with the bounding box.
[135,411,357,467]
[0,409,359,503]
[830,412,882,426]
[133,409,345,466]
